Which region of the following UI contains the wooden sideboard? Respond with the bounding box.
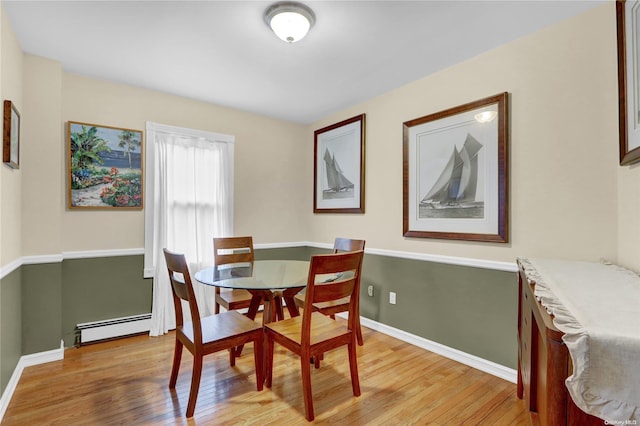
[517,260,604,425]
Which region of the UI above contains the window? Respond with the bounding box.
[144,122,234,335]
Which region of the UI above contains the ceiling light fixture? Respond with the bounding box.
[264,1,316,43]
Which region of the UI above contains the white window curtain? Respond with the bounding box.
[144,122,234,336]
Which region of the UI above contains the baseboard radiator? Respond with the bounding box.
[76,313,151,345]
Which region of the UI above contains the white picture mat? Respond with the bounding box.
[407,104,499,235]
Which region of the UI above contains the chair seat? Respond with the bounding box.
[215,289,253,310]
[179,310,262,347]
[295,292,363,347]
[264,312,351,347]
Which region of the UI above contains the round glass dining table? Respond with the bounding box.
[194,260,310,324]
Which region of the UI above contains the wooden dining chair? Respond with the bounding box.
[213,236,259,315]
[264,250,364,421]
[294,237,366,346]
[163,249,264,418]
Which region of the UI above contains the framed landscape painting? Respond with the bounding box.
[3,100,20,169]
[403,93,509,242]
[314,114,365,213]
[68,121,143,209]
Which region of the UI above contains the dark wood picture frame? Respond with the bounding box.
[3,100,20,169]
[403,92,509,243]
[617,0,640,165]
[313,114,365,213]
[68,121,143,210]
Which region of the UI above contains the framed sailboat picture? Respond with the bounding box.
[314,114,365,213]
[403,93,509,242]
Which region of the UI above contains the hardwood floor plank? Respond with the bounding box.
[3,322,527,425]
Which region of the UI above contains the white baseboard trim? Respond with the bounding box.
[343,313,517,383]
[0,340,64,422]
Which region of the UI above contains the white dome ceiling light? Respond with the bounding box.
[264,2,316,43]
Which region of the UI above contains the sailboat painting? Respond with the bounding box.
[403,93,509,243]
[314,114,365,213]
[419,132,485,219]
[323,147,355,197]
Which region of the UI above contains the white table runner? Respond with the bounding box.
[519,257,640,422]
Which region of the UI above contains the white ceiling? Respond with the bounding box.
[2,0,603,124]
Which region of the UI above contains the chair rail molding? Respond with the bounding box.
[2,243,517,279]
[294,242,517,272]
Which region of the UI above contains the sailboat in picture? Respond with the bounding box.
[323,148,354,199]
[420,133,484,218]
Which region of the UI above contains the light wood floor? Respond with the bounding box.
[3,321,529,425]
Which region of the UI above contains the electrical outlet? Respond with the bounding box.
[389,291,396,304]
[367,285,374,297]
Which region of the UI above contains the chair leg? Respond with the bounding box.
[169,338,183,388]
[274,296,284,321]
[229,347,236,367]
[301,353,315,421]
[313,353,323,369]
[264,332,274,388]
[347,342,361,397]
[186,355,203,418]
[356,315,364,346]
[253,334,264,391]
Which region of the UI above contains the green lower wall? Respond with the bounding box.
[0,248,517,395]
[61,255,152,347]
[1,269,22,395]
[257,247,518,369]
[359,254,516,368]
[22,263,62,354]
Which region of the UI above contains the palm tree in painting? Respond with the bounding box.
[70,125,111,172]
[70,125,112,189]
[117,130,141,170]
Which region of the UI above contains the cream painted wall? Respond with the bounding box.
[0,10,22,266]
[306,3,620,265]
[21,55,63,257]
[617,164,640,270]
[58,74,307,252]
[7,2,635,270]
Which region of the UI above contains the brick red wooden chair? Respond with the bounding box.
[213,236,259,315]
[163,248,263,418]
[264,250,364,421]
[295,237,366,346]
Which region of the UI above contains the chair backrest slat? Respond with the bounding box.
[214,236,254,266]
[163,248,202,342]
[312,279,355,304]
[333,238,365,253]
[169,275,189,302]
